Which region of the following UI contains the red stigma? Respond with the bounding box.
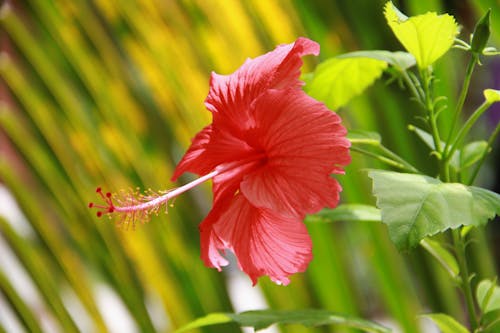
[89,187,115,218]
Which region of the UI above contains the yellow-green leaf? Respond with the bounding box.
[175,313,233,333]
[484,89,500,104]
[420,313,469,333]
[306,57,387,110]
[337,50,416,72]
[384,1,459,69]
[477,279,500,314]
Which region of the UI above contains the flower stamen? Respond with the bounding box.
[88,169,221,227]
[89,156,266,228]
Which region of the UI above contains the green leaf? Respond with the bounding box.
[174,309,392,333]
[174,313,233,333]
[306,204,381,223]
[368,170,500,250]
[477,279,500,314]
[484,89,500,104]
[420,239,459,279]
[420,313,469,333]
[306,57,387,110]
[348,130,382,145]
[481,309,500,332]
[384,1,459,69]
[460,141,488,170]
[337,50,416,71]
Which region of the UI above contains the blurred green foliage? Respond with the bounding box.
[0,1,499,332]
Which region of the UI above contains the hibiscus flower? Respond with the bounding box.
[90,38,351,285]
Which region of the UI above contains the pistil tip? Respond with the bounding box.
[90,186,116,219]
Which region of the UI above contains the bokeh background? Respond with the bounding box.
[1,0,499,332]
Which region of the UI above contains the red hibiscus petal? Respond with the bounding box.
[205,38,319,131]
[199,158,266,270]
[243,168,343,216]
[199,198,231,270]
[171,125,214,181]
[172,125,259,181]
[173,38,320,181]
[240,89,351,216]
[207,194,312,285]
[212,160,262,199]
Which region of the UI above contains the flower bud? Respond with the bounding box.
[471,9,491,55]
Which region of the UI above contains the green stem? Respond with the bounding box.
[452,229,479,331]
[350,146,416,173]
[444,101,492,166]
[429,113,443,155]
[468,121,500,185]
[421,69,443,154]
[402,70,425,105]
[403,68,444,176]
[444,55,478,157]
[378,145,420,173]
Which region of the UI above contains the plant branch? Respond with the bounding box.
[350,146,417,173]
[378,145,421,173]
[452,229,479,331]
[444,101,492,166]
[420,69,443,154]
[467,121,500,185]
[402,70,425,105]
[444,54,478,157]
